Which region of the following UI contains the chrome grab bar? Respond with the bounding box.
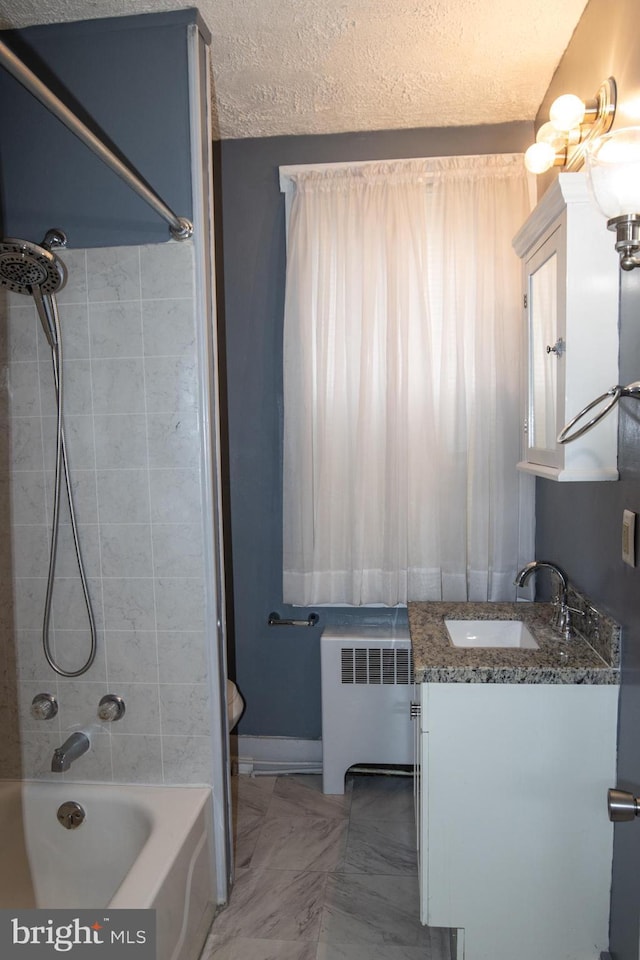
[558,381,640,444]
[0,38,193,241]
[268,611,319,627]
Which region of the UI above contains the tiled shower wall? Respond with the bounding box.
[0,240,214,784]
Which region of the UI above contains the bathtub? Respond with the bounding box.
[0,780,216,960]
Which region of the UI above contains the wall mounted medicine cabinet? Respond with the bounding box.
[512,173,619,481]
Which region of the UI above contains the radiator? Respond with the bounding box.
[320,625,414,794]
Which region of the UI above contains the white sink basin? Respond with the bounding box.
[445,619,539,649]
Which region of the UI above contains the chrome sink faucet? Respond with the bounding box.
[514,561,573,641]
[51,731,90,773]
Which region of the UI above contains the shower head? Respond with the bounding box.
[0,232,68,348]
[0,235,67,296]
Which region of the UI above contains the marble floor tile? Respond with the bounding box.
[423,928,452,959]
[316,939,450,960]
[213,773,449,960]
[349,775,414,822]
[203,934,317,960]
[319,873,430,947]
[252,816,349,872]
[233,811,265,869]
[267,775,352,820]
[212,868,327,942]
[232,774,277,818]
[342,819,417,875]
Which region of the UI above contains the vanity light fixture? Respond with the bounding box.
[585,127,640,270]
[524,78,617,175]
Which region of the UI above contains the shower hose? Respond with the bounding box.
[38,290,97,677]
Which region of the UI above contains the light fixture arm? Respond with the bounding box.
[582,98,600,124]
[563,78,617,171]
[607,215,640,271]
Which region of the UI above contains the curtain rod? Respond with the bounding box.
[0,37,193,241]
[279,152,529,193]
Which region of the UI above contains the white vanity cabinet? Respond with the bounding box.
[512,172,619,481]
[415,681,618,960]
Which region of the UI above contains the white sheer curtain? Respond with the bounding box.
[282,154,535,606]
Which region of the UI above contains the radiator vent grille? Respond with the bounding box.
[341,646,414,685]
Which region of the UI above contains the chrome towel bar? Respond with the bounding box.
[268,611,319,627]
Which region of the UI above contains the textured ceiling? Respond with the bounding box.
[0,0,589,139]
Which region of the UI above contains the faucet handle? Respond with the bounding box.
[31,693,58,721]
[98,694,125,722]
[556,604,574,641]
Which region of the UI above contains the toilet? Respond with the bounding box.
[227,679,244,730]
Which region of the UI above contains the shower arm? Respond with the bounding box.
[0,38,193,242]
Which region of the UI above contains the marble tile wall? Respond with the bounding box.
[0,240,214,785]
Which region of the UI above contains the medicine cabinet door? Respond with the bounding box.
[524,225,566,470]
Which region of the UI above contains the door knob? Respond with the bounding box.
[608,788,640,822]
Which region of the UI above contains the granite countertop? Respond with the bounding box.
[408,598,620,685]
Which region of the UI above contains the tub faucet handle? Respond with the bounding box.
[31,692,58,721]
[98,694,126,722]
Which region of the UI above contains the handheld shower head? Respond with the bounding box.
[0,232,68,347]
[0,234,67,296]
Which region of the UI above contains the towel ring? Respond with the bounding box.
[558,381,640,444]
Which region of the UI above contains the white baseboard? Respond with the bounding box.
[230,735,323,776]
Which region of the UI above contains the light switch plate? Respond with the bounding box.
[622,509,636,567]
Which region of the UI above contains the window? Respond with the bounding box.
[281,154,535,606]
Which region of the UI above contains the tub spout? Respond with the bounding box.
[51,731,90,773]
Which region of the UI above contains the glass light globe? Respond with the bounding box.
[524,141,556,175]
[549,93,586,132]
[586,127,640,218]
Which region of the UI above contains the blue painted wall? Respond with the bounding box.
[532,1,640,954]
[0,10,207,247]
[218,122,533,739]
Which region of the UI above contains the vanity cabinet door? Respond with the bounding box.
[419,681,617,960]
[412,688,420,866]
[415,685,428,924]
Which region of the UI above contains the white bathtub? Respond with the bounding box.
[0,780,216,960]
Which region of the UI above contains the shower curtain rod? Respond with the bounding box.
[0,37,193,241]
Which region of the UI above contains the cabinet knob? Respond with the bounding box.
[546,337,565,357]
[608,788,640,822]
[409,701,421,719]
